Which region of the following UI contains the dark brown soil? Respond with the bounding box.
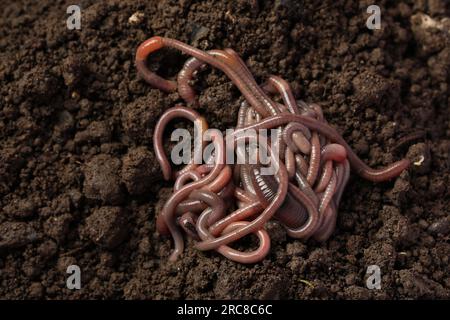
[0,0,449,299]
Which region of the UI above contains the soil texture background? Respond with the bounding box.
[0,0,449,299]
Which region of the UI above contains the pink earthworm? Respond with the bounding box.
[195,144,288,251]
[319,171,338,215]
[178,212,200,240]
[136,37,279,117]
[157,129,225,261]
[295,154,309,177]
[191,189,270,263]
[249,165,308,228]
[189,190,227,226]
[177,56,204,105]
[197,209,271,264]
[234,187,257,204]
[231,113,410,182]
[138,37,410,264]
[153,106,208,181]
[285,148,296,179]
[282,122,312,154]
[174,170,202,191]
[314,160,333,193]
[313,203,338,242]
[307,133,321,186]
[175,180,235,216]
[264,75,300,114]
[284,183,321,239]
[209,201,263,237]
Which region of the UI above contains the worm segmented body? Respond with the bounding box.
[136,37,410,263]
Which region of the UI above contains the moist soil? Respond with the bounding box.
[0,0,449,299]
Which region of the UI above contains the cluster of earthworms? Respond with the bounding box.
[135,37,410,263]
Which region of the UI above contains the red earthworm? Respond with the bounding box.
[201,165,232,193]
[175,199,207,215]
[232,113,410,182]
[175,179,234,216]
[136,37,278,117]
[237,102,249,128]
[191,189,270,263]
[283,122,312,154]
[217,221,271,264]
[314,160,333,193]
[321,143,347,163]
[314,144,346,192]
[264,75,300,114]
[319,172,337,215]
[284,183,321,239]
[140,37,411,263]
[313,203,337,242]
[209,201,263,236]
[174,170,201,191]
[234,187,257,204]
[307,133,321,185]
[222,48,281,116]
[195,145,288,251]
[333,159,350,206]
[178,212,200,240]
[153,106,208,181]
[285,148,296,179]
[196,208,271,264]
[174,161,199,180]
[135,37,177,92]
[158,129,225,261]
[195,163,215,175]
[294,170,319,206]
[240,163,257,195]
[249,166,308,228]
[189,190,226,226]
[295,154,309,177]
[177,49,249,105]
[177,56,204,105]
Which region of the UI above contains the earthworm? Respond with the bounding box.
[157,130,225,261]
[138,37,410,263]
[177,56,204,105]
[264,75,300,114]
[232,113,410,182]
[283,122,311,154]
[307,133,321,185]
[153,106,208,180]
[195,146,288,251]
[136,37,278,117]
[178,212,200,240]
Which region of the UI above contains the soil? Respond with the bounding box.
[0,0,449,300]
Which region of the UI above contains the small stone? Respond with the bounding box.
[406,143,431,175]
[83,154,123,205]
[121,147,160,195]
[84,206,128,249]
[428,217,450,236]
[128,11,144,25]
[0,222,40,250]
[3,198,36,219]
